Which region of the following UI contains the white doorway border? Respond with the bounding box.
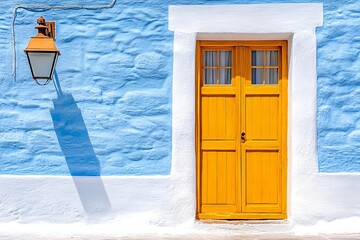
[168,3,324,222]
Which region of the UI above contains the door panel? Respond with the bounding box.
[201,151,237,213]
[243,150,282,213]
[201,95,236,141]
[245,95,279,141]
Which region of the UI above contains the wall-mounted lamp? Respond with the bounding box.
[24,16,60,85]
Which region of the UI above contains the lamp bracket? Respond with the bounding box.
[46,21,56,41]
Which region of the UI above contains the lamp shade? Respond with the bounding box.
[24,36,60,81]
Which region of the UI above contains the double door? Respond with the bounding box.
[196,41,288,220]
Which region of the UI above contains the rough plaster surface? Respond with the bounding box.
[316,1,360,172]
[0,0,360,235]
[0,0,359,175]
[1,0,173,175]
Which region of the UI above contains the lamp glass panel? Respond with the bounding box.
[28,52,56,79]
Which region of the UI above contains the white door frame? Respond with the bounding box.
[168,3,323,221]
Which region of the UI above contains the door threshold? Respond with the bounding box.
[197,219,289,225]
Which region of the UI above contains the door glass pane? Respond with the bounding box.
[219,51,232,66]
[265,68,278,84]
[204,51,217,67]
[220,69,232,84]
[252,68,263,84]
[204,69,217,84]
[265,50,278,66]
[252,50,263,66]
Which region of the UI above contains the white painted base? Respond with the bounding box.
[0,174,360,236]
[2,219,360,238]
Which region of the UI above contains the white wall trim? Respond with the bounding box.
[169,4,323,33]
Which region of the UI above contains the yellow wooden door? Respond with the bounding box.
[196,41,287,220]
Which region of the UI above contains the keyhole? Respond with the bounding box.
[241,132,246,142]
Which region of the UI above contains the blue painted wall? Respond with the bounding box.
[316,1,360,172]
[0,0,359,175]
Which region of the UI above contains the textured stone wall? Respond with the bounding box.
[316,1,360,172]
[0,0,359,175]
[1,0,173,175]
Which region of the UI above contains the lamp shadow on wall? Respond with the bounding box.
[50,71,112,220]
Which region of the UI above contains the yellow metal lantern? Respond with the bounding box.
[24,16,60,85]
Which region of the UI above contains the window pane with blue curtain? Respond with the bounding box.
[203,50,232,85]
[251,50,279,85]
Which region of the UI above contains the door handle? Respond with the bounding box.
[241,132,246,143]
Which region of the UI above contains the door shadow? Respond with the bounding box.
[50,71,112,219]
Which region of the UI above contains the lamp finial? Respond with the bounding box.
[37,16,46,25]
[35,16,48,37]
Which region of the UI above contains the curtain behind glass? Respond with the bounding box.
[204,50,232,85]
[252,50,278,85]
[204,51,217,67]
[252,50,263,66]
[252,50,263,84]
[265,50,278,84]
[265,50,278,66]
[219,51,232,84]
[204,69,216,84]
[204,51,217,84]
[266,69,278,84]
